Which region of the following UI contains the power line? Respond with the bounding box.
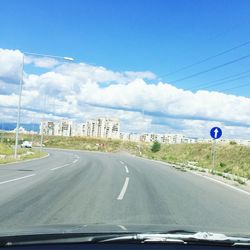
[160,40,250,78]
[191,72,250,90]
[190,69,250,89]
[168,54,250,83]
[219,82,250,92]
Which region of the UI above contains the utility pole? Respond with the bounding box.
[40,95,47,151]
[14,54,24,158]
[13,51,74,158]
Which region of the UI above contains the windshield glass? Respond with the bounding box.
[0,0,250,240]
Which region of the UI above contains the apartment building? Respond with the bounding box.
[40,118,200,144]
[40,120,72,137]
[40,118,120,139]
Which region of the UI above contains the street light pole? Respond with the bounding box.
[40,94,46,151]
[14,51,74,158]
[14,54,24,158]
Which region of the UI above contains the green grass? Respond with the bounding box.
[42,135,139,153]
[0,141,47,164]
[0,150,47,164]
[139,143,250,180]
[0,142,13,155]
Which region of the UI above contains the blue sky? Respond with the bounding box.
[1,0,250,96]
[0,0,250,138]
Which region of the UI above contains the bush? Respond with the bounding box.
[151,141,161,153]
[224,166,232,173]
[219,162,226,168]
[229,141,237,145]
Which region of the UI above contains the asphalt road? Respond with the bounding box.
[0,148,249,234]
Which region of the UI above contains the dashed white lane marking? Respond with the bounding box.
[72,159,78,164]
[120,161,124,165]
[118,225,127,231]
[124,165,129,174]
[0,174,36,185]
[192,172,250,196]
[50,157,79,171]
[50,163,70,171]
[117,177,129,200]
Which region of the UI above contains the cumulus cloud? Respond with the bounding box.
[125,71,156,80]
[0,48,250,139]
[25,55,60,68]
[0,48,22,84]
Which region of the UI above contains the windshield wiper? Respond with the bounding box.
[1,231,250,247]
[100,232,250,246]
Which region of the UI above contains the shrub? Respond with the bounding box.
[224,166,232,173]
[229,141,237,145]
[219,162,226,168]
[151,141,161,153]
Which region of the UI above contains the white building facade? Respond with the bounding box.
[40,118,120,139]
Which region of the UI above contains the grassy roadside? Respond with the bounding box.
[0,142,47,164]
[1,132,249,181]
[139,143,250,181]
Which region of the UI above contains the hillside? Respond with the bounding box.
[140,143,250,179]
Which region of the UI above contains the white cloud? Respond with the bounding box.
[125,71,156,80]
[1,48,250,139]
[0,48,22,84]
[25,55,60,68]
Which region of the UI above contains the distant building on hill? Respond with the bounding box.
[40,117,120,139]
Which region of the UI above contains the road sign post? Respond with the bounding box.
[212,139,216,171]
[210,127,222,172]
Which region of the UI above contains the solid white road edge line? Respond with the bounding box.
[0,174,36,185]
[147,157,250,196]
[192,171,250,196]
[124,165,129,174]
[117,177,129,200]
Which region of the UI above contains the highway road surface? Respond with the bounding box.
[0,148,249,234]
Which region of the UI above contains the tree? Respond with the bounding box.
[151,141,161,152]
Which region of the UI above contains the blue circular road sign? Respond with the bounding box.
[210,127,222,139]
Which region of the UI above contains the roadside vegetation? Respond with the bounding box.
[151,141,161,152]
[1,132,249,181]
[0,135,47,164]
[139,142,250,182]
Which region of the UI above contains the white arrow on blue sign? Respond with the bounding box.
[210,127,222,139]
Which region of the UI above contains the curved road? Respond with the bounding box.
[0,148,249,234]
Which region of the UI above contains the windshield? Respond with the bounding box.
[0,0,250,241]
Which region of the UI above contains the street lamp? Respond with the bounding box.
[14,51,74,158]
